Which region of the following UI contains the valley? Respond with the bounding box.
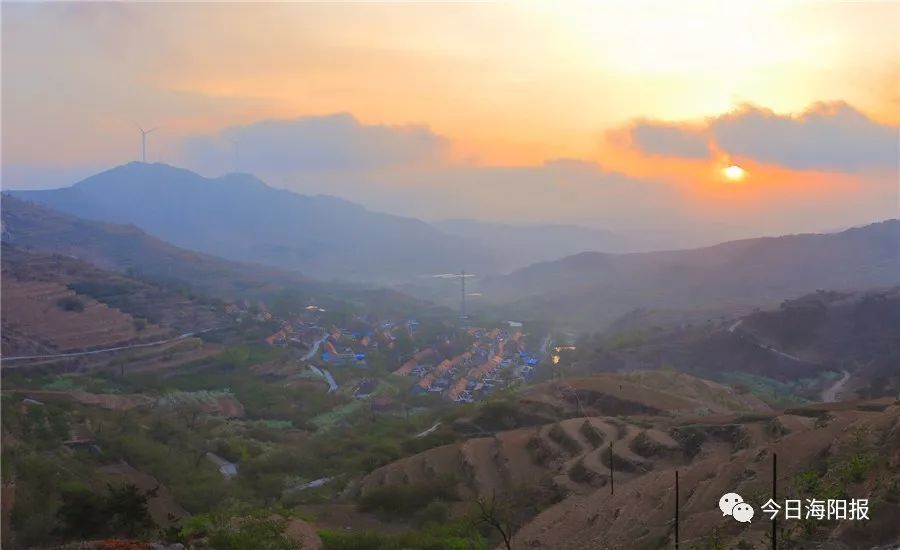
[1,168,898,550]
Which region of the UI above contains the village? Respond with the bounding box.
[248,299,543,405]
[392,327,539,403]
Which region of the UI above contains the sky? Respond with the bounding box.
[2,1,898,244]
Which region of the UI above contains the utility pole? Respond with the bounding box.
[460,270,466,319]
[609,441,615,495]
[772,453,777,550]
[675,470,679,550]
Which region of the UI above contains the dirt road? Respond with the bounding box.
[822,369,851,403]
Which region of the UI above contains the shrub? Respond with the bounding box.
[548,423,582,455]
[358,476,458,517]
[56,296,85,312]
[580,420,604,448]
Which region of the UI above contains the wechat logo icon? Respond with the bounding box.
[719,492,754,523]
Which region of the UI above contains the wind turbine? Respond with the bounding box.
[136,124,158,162]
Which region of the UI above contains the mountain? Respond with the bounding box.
[10,163,500,283]
[481,220,900,328]
[564,286,900,404]
[432,218,641,266]
[1,194,313,300]
[1,195,445,320]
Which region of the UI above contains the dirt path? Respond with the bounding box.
[2,327,217,364]
[821,370,851,403]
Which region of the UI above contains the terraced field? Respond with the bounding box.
[361,414,693,500]
[362,371,774,501]
[1,277,166,355]
[513,400,900,549]
[1,244,231,359]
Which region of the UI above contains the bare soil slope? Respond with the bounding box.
[512,400,900,549]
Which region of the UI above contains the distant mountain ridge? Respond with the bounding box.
[1,194,314,299]
[10,163,501,283]
[432,218,641,261]
[482,219,900,328]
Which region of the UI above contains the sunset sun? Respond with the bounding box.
[723,164,746,181]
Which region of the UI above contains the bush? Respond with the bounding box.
[56,483,156,540]
[320,520,486,550]
[580,419,604,448]
[358,476,458,517]
[414,500,449,526]
[56,296,85,312]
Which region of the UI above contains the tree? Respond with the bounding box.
[56,485,107,539]
[473,491,515,550]
[55,483,156,541]
[106,483,155,536]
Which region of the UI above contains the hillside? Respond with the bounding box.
[361,371,770,500]
[433,219,639,263]
[355,369,899,549]
[10,162,501,282]
[511,399,900,549]
[482,220,900,328]
[1,244,229,357]
[1,194,318,300]
[559,286,900,407]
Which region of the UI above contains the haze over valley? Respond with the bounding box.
[2,2,899,549]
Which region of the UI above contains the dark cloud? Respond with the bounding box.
[182,113,449,175]
[629,122,711,159]
[710,102,897,172]
[626,102,898,173]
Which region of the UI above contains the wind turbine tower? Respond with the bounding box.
[137,125,158,162]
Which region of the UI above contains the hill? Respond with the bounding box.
[1,244,230,357]
[1,194,317,300]
[482,220,900,328]
[361,371,770,500]
[433,219,640,264]
[357,367,900,548]
[511,399,900,549]
[9,162,501,283]
[563,286,900,405]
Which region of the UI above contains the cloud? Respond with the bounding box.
[622,101,898,173]
[628,122,711,159]
[710,102,898,172]
[170,107,894,249]
[181,113,449,175]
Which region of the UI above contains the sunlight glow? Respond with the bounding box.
[723,165,747,181]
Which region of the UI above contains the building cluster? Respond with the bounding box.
[394,327,540,403]
[223,299,273,322]
[262,307,424,369]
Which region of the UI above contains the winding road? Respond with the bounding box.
[729,319,850,403]
[2,328,217,364]
[301,333,329,361]
[416,421,442,438]
[821,369,851,403]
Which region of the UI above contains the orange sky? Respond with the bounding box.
[2,1,898,239]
